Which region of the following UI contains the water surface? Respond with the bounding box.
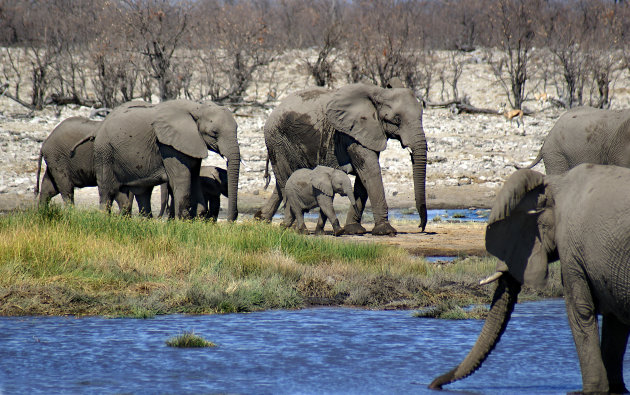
[1,299,625,394]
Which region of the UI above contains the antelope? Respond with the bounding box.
[499,103,524,128]
[534,91,548,104]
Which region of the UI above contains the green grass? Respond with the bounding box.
[166,331,216,348]
[0,205,562,317]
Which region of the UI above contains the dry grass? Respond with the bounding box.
[0,205,562,317]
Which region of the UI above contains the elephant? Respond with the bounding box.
[158,165,228,221]
[82,99,240,219]
[254,83,427,236]
[430,163,630,394]
[282,165,358,236]
[35,116,132,212]
[520,106,630,174]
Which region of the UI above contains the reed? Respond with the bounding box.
[0,206,562,316]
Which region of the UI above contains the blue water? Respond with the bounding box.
[1,299,627,394]
[271,208,490,223]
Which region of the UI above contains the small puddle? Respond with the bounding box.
[424,256,457,263]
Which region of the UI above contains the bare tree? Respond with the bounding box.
[303,0,344,87]
[122,0,192,101]
[194,1,277,103]
[344,0,425,89]
[584,1,624,109]
[487,0,541,110]
[541,1,590,108]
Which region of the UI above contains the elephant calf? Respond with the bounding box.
[282,166,357,236]
[159,165,228,221]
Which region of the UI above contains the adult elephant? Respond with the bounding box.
[88,99,240,219]
[520,106,630,174]
[430,164,630,394]
[35,116,132,211]
[255,83,427,235]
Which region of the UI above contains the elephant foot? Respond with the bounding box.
[253,210,269,222]
[372,222,397,236]
[332,220,344,237]
[343,223,367,235]
[297,226,309,235]
[314,227,325,236]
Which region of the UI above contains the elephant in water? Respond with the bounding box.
[35,116,132,212]
[255,83,428,236]
[159,165,228,221]
[520,106,630,174]
[282,165,357,236]
[430,163,630,394]
[74,100,240,219]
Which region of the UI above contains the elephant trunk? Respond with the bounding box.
[410,139,428,231]
[225,152,240,222]
[429,274,521,390]
[344,184,358,214]
[218,137,240,222]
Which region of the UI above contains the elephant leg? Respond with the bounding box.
[563,269,609,393]
[316,194,342,236]
[601,314,630,394]
[50,171,75,205]
[281,200,295,228]
[289,198,308,234]
[346,143,396,236]
[158,183,169,217]
[207,195,220,221]
[114,190,133,216]
[160,146,200,219]
[134,190,153,218]
[343,176,368,235]
[255,184,282,221]
[314,211,328,235]
[38,170,59,206]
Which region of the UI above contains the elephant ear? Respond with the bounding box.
[152,101,208,159]
[325,84,387,152]
[485,169,552,289]
[311,170,333,197]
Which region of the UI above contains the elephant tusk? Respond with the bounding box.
[479,271,503,285]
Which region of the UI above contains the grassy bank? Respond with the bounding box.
[0,206,562,317]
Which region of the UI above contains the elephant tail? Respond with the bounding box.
[34,151,43,197]
[263,155,271,190]
[70,135,95,158]
[514,145,543,170]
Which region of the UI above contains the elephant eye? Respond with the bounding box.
[390,115,401,125]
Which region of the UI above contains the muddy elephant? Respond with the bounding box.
[82,100,239,219]
[35,116,132,211]
[521,106,630,174]
[255,83,427,236]
[282,165,357,236]
[159,165,228,221]
[430,163,630,394]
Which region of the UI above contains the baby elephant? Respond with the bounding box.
[159,165,228,220]
[282,166,357,236]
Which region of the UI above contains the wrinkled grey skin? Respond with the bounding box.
[86,100,239,219]
[521,106,630,174]
[431,164,630,394]
[159,165,228,221]
[255,83,427,236]
[35,116,132,212]
[282,166,358,236]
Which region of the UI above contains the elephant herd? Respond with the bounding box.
[34,82,630,393]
